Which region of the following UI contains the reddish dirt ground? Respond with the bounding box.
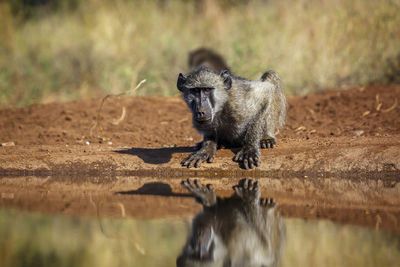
[0,84,399,232]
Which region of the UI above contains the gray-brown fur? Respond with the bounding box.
[177,67,286,169]
[177,178,286,267]
[189,48,231,73]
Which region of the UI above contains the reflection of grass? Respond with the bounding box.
[1,208,399,267]
[0,208,187,267]
[0,0,400,107]
[282,219,400,267]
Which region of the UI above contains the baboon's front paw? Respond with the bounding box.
[233,178,260,203]
[260,138,276,149]
[181,149,215,168]
[233,146,260,169]
[181,179,217,206]
[260,198,275,208]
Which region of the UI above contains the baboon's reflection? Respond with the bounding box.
[177,178,285,267]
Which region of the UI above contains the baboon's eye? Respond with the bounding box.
[203,88,213,93]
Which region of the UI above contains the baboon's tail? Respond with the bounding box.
[260,70,280,88]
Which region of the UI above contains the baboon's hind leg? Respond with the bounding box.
[260,197,275,208]
[260,136,276,148]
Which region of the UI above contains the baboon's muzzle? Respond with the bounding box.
[195,106,212,124]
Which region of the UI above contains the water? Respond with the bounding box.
[0,175,399,267]
[0,208,399,267]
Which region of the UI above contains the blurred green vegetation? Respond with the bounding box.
[282,219,400,267]
[0,208,187,267]
[1,208,399,267]
[1,0,400,107]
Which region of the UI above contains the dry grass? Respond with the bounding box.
[1,0,400,107]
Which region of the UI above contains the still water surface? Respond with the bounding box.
[0,207,399,267]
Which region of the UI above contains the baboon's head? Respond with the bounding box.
[177,67,231,127]
[188,48,231,73]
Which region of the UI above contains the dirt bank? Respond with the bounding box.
[0,84,399,174]
[0,84,399,231]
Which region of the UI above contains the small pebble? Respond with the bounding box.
[354,130,364,136]
[1,141,15,147]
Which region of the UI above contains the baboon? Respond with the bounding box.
[177,67,286,169]
[188,48,231,73]
[177,178,286,267]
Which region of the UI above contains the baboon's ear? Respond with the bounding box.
[220,69,232,90]
[177,73,187,92]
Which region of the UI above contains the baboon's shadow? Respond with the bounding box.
[116,182,191,197]
[114,146,194,164]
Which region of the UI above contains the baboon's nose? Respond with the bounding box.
[197,107,207,119]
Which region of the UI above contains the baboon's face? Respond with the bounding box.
[185,86,215,125]
[177,67,232,126]
[176,226,228,267]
